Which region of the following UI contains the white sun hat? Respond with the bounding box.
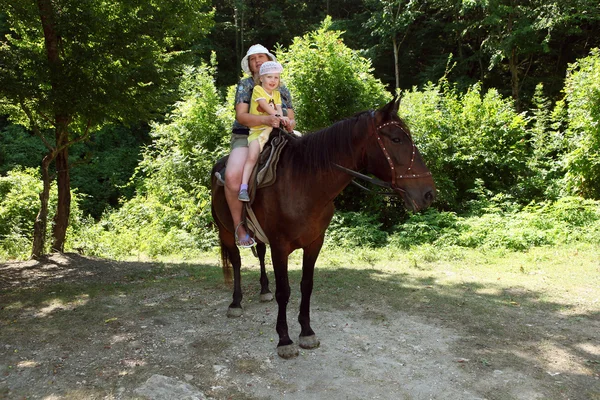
[259,61,283,76]
[241,44,277,75]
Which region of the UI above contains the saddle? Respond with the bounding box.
[216,129,297,244]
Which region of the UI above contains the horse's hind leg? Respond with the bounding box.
[298,235,323,350]
[256,243,273,302]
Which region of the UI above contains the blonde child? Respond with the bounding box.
[238,61,289,202]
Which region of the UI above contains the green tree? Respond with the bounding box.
[364,0,424,92]
[0,0,213,256]
[277,16,391,132]
[563,48,600,198]
[459,0,600,110]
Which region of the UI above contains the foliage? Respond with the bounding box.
[0,124,47,174]
[69,124,148,219]
[0,168,82,259]
[400,80,534,209]
[68,195,217,260]
[276,16,392,132]
[389,208,459,249]
[67,62,228,259]
[0,0,215,253]
[209,0,367,87]
[0,0,214,128]
[363,0,426,91]
[0,168,50,259]
[524,83,568,200]
[0,123,147,219]
[562,48,600,198]
[325,211,389,248]
[140,61,230,193]
[388,196,600,252]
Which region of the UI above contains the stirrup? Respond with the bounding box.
[235,222,256,248]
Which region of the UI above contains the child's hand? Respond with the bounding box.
[280,117,293,131]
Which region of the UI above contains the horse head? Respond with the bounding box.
[363,98,436,211]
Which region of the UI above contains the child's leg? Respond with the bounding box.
[241,139,261,187]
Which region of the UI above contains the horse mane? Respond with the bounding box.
[287,111,372,177]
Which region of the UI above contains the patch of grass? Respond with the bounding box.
[307,243,600,332]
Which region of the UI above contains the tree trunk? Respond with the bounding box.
[509,47,521,111]
[37,0,73,253]
[393,35,400,93]
[234,4,239,64]
[52,121,71,252]
[31,153,54,257]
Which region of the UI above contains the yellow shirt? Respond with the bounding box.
[249,85,281,136]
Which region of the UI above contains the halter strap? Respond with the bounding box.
[371,119,432,190]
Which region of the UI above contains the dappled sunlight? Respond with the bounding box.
[3,301,25,311]
[34,294,90,318]
[110,333,136,345]
[17,360,40,368]
[474,287,501,296]
[576,342,600,357]
[539,342,593,376]
[120,358,147,368]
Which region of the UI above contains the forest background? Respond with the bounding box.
[1,0,600,260]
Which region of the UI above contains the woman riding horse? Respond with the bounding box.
[211,98,435,358]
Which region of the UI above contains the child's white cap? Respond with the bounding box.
[259,61,283,76]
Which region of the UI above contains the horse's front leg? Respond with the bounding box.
[256,243,273,302]
[271,245,298,359]
[225,243,244,318]
[298,235,323,350]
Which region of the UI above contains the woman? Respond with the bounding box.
[225,44,296,247]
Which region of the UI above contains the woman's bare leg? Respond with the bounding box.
[225,146,252,245]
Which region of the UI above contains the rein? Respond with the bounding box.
[333,113,431,195]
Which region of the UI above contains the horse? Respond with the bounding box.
[210,98,435,358]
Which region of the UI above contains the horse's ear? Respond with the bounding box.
[378,95,401,118]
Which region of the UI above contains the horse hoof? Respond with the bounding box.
[277,344,299,359]
[260,292,273,302]
[227,307,243,318]
[299,335,320,349]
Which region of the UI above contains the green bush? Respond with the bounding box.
[325,211,388,248]
[69,194,217,260]
[68,62,224,260]
[388,196,600,251]
[400,81,530,209]
[389,209,460,249]
[0,168,85,260]
[0,168,54,259]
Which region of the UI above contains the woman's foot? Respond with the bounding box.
[235,223,256,248]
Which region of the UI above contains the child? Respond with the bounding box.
[238,61,289,202]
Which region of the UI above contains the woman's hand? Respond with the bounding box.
[264,115,280,127]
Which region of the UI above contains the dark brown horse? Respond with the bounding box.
[211,98,435,358]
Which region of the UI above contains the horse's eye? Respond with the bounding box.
[392,138,402,144]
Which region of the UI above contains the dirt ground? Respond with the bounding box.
[0,253,599,400]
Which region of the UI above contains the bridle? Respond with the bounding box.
[373,119,432,188]
[333,114,431,195]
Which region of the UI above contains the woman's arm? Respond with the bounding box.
[235,102,279,128]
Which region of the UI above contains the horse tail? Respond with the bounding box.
[220,237,233,284]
